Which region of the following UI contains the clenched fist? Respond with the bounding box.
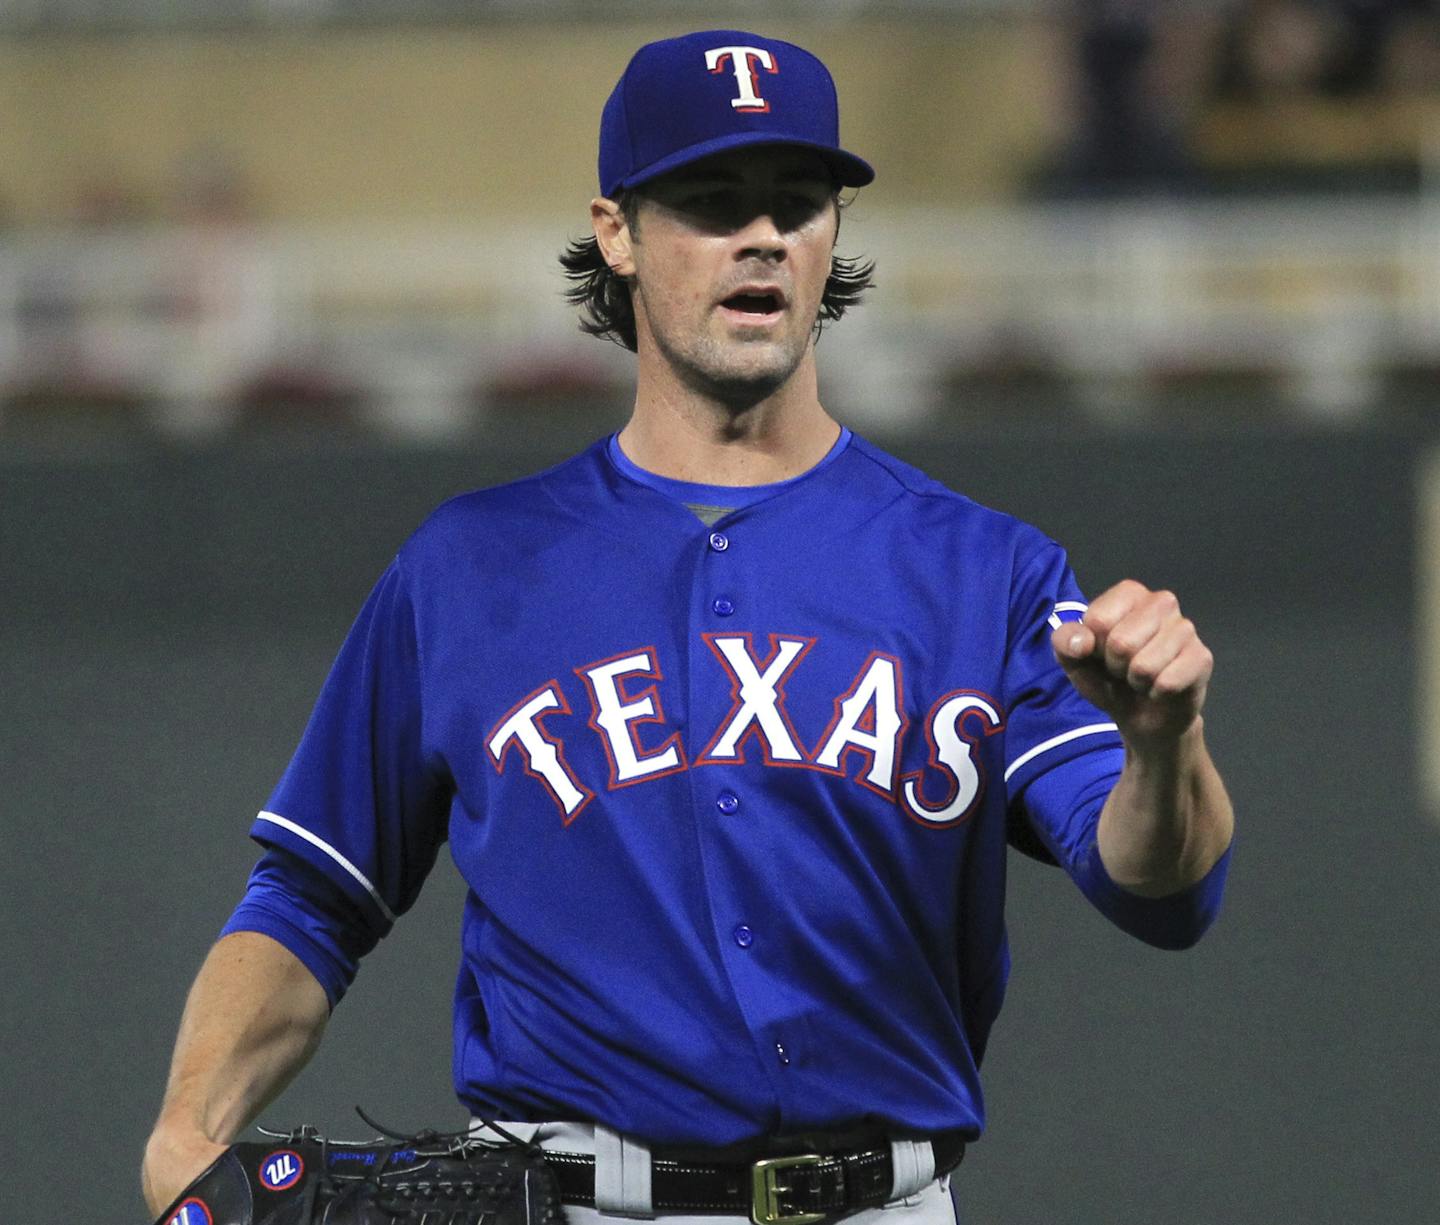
[1052,579,1213,747]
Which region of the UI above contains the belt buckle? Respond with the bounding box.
[751,1154,828,1225]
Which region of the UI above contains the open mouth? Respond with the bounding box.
[719,290,785,321]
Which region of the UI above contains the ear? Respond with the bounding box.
[591,197,636,278]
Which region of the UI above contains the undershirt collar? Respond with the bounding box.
[607,428,852,523]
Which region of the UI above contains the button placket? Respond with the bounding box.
[698,520,783,1084]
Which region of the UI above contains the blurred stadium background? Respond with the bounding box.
[2,2,1437,1222]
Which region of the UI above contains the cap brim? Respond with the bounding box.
[610,129,874,197]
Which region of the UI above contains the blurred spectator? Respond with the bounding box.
[2,166,152,431]
[1213,0,1440,99]
[1197,0,1440,192]
[71,170,150,227]
[1034,1,1440,199]
[1382,4,1440,89]
[158,143,287,436]
[170,141,254,227]
[1031,1,1234,199]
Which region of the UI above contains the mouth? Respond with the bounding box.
[717,287,787,326]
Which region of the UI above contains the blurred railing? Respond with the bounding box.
[5,196,1440,440]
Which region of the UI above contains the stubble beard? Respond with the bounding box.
[651,312,813,412]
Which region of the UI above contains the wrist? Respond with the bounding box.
[1102,714,1230,895]
[149,1092,236,1148]
[142,1121,230,1216]
[1121,713,1205,767]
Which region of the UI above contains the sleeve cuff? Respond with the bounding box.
[220,904,352,1010]
[1072,837,1234,951]
[219,844,386,1008]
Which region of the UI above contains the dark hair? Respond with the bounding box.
[559,191,875,353]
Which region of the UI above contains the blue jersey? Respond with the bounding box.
[238,432,1227,1146]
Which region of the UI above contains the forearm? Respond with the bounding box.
[1097,717,1234,897]
[152,930,329,1137]
[143,930,329,1212]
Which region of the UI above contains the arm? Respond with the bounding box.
[1053,580,1234,898]
[141,930,330,1216]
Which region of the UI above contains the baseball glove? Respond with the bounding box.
[153,1116,566,1225]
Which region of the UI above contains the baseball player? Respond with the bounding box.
[143,30,1234,1225]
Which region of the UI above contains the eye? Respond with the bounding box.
[775,191,829,227]
[679,189,738,214]
[663,183,830,231]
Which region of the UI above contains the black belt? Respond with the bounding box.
[542,1132,966,1223]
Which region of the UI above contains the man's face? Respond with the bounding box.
[619,146,839,404]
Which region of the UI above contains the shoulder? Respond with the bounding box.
[395,441,609,572]
[842,433,1060,564]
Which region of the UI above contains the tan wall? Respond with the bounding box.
[0,20,1059,224]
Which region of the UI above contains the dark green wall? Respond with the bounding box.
[2,418,1432,1223]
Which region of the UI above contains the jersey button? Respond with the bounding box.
[712,597,735,617]
[708,531,730,552]
[716,790,740,814]
[733,924,754,948]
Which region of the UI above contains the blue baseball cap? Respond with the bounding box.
[598,30,875,198]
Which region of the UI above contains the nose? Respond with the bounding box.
[735,211,788,262]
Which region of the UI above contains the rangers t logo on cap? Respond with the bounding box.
[597,29,874,198]
[705,45,778,112]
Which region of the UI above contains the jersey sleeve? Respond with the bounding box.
[1001,540,1232,948]
[1002,540,1123,800]
[1017,753,1232,948]
[247,556,451,939]
[221,846,381,1008]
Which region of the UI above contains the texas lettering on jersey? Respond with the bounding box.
[487,631,1007,831]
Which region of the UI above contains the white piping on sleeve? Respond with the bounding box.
[256,810,397,925]
[1004,723,1120,784]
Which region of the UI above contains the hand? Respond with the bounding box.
[142,1122,228,1218]
[1051,579,1213,747]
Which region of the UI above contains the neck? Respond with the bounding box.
[619,353,840,486]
